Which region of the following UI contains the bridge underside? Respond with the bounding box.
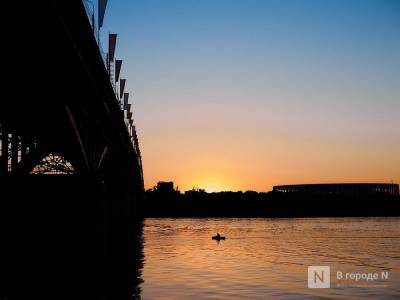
[2,1,142,179]
[2,1,144,298]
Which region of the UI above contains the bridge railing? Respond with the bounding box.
[82,0,143,178]
[82,1,108,68]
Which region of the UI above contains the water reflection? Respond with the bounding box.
[138,218,400,299]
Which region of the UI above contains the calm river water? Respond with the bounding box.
[136,218,400,299]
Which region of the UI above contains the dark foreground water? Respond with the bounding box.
[136,218,400,299]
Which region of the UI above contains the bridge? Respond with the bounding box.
[2,1,144,298]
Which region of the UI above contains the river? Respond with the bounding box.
[134,218,400,299]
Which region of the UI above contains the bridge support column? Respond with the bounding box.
[11,133,18,172]
[1,130,8,175]
[20,137,27,163]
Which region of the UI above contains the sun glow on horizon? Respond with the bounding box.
[187,178,233,193]
[119,0,400,192]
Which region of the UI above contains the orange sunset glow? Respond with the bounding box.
[140,104,400,192]
[4,1,400,299]
[108,0,400,192]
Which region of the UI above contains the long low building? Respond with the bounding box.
[273,183,399,195]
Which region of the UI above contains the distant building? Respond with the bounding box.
[273,183,399,195]
[156,181,175,193]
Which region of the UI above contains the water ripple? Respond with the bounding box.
[140,217,400,299]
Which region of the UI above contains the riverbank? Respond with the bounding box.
[141,189,400,217]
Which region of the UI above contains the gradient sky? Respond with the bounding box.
[102,0,400,192]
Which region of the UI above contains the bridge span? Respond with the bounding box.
[2,1,144,298]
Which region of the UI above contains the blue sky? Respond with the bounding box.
[101,0,400,191]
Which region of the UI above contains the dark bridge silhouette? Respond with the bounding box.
[1,1,143,184]
[2,1,144,298]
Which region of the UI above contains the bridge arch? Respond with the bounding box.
[30,153,76,175]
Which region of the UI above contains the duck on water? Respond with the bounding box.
[212,233,226,240]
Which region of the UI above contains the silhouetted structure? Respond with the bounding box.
[273,183,399,195]
[142,183,400,218]
[156,181,175,193]
[2,1,144,299]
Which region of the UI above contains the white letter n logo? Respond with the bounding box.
[315,270,324,283]
[308,266,330,288]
